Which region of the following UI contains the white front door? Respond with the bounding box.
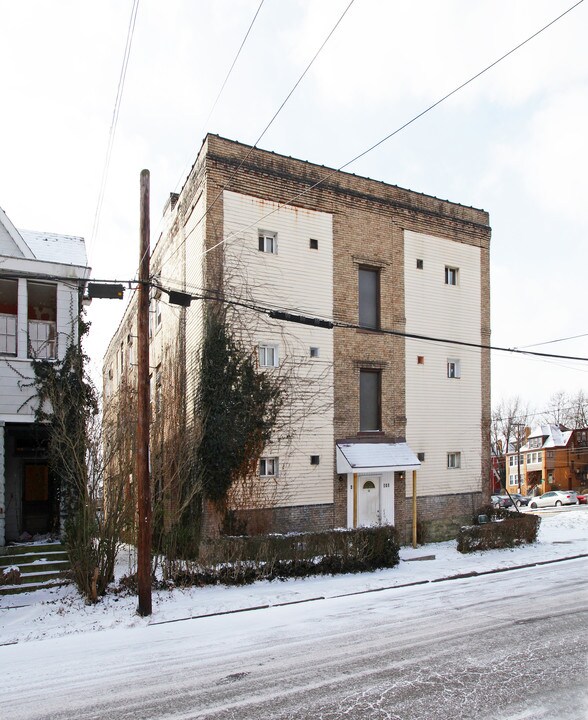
[357,475,381,526]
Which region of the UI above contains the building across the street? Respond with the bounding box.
[103,134,491,543]
[506,424,588,495]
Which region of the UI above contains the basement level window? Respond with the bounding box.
[310,455,320,465]
[447,452,461,469]
[309,238,319,250]
[260,457,279,477]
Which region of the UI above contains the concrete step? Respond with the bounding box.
[0,543,71,596]
[0,551,68,568]
[0,578,69,596]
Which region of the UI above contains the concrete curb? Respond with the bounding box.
[147,553,588,628]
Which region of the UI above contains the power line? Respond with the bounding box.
[199,0,584,260]
[173,0,267,195]
[166,0,357,266]
[516,331,588,349]
[6,263,587,364]
[148,279,588,363]
[88,0,140,259]
[200,0,266,137]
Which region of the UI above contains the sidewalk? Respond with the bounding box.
[1,506,586,646]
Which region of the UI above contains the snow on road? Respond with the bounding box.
[1,554,586,719]
[1,506,586,646]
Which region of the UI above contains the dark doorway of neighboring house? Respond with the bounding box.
[4,424,59,541]
[22,463,53,534]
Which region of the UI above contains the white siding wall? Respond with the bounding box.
[404,230,482,497]
[0,279,79,420]
[184,193,206,407]
[223,191,334,508]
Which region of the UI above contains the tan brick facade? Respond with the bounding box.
[200,135,491,539]
[104,133,491,543]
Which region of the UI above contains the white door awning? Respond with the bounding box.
[336,441,421,474]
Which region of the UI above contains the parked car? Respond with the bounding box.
[508,493,530,507]
[491,494,513,509]
[576,491,586,505]
[528,490,579,509]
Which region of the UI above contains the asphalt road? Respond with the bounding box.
[3,558,587,720]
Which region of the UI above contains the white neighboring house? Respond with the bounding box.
[0,206,89,546]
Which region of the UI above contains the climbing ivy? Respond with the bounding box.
[196,309,283,505]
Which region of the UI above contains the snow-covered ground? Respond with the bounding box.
[1,506,586,646]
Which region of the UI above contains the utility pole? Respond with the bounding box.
[137,169,152,616]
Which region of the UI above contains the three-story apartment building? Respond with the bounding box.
[103,135,491,542]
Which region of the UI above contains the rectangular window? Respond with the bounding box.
[360,369,381,432]
[309,238,319,250]
[0,314,17,355]
[509,474,519,486]
[28,320,57,359]
[417,452,425,462]
[358,267,379,329]
[447,452,461,469]
[0,278,18,355]
[445,266,459,286]
[259,457,279,476]
[310,346,320,358]
[258,231,277,254]
[416,259,424,269]
[258,344,279,367]
[310,455,320,465]
[27,282,57,359]
[447,359,461,379]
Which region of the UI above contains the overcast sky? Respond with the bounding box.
[1,0,586,413]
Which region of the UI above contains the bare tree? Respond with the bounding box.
[541,390,588,429]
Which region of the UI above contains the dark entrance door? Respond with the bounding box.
[22,463,54,534]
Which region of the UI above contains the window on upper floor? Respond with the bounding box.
[0,278,18,356]
[447,452,461,469]
[358,267,380,329]
[445,266,459,286]
[258,343,279,367]
[258,231,277,254]
[416,259,424,269]
[27,281,57,359]
[309,238,319,250]
[447,359,461,379]
[310,346,320,358]
[359,368,381,432]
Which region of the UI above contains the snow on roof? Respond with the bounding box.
[336,441,421,474]
[522,424,572,450]
[19,229,87,267]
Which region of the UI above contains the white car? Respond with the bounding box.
[528,490,579,509]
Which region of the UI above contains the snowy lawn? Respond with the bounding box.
[1,506,586,646]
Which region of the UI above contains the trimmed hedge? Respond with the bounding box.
[116,526,400,592]
[457,511,540,553]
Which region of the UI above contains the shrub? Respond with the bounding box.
[142,526,399,589]
[0,566,21,586]
[457,513,540,553]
